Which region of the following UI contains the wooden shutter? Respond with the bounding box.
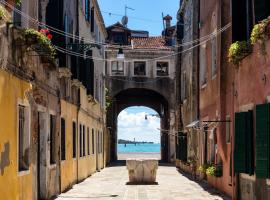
[246,111,254,175]
[234,112,247,173]
[234,111,254,174]
[256,104,269,178]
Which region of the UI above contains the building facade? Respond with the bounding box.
[0,0,109,199]
[176,0,270,199]
[105,21,177,162]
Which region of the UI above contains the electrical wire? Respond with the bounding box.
[1,0,231,50]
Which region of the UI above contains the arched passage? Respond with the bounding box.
[107,88,170,162]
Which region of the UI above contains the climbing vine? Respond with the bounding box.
[105,88,112,110]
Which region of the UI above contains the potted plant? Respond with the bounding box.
[24,28,56,61]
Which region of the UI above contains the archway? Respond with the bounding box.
[117,106,161,160]
[107,88,170,162]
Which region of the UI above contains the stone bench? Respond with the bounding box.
[126,159,158,183]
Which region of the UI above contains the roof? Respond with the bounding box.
[106,22,130,31]
[131,36,172,50]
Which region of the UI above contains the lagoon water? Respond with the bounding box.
[117,143,161,153]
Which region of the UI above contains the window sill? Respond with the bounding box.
[111,74,125,76]
[201,84,207,89]
[212,74,217,80]
[18,169,30,177]
[156,75,169,77]
[133,75,147,77]
[49,164,57,169]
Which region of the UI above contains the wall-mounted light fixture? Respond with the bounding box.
[117,47,125,60]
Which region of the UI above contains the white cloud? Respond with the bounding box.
[117,110,160,143]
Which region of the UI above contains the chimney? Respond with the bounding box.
[163,15,172,28]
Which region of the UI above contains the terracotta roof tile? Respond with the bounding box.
[131,36,171,50]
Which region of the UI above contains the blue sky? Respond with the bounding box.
[118,107,160,143]
[97,0,180,36]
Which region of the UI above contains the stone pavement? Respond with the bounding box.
[56,164,231,200]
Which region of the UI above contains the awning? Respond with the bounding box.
[186,120,199,128]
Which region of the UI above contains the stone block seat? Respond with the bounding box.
[126,159,158,184]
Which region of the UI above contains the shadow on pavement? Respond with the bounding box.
[176,168,231,200]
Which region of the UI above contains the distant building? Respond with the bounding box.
[106,22,149,45]
[105,19,177,162]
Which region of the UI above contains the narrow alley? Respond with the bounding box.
[56,164,230,200]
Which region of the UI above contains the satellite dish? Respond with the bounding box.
[121,16,128,27]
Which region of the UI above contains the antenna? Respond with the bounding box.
[162,12,165,31]
[122,4,135,28]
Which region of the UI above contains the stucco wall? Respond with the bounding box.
[0,69,33,200]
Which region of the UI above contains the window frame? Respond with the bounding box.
[156,61,169,77]
[200,44,207,88]
[111,60,125,76]
[49,114,57,165]
[17,101,31,175]
[61,117,66,161]
[133,61,147,76]
[72,121,77,159]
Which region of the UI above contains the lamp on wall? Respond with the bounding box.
[117,47,125,60]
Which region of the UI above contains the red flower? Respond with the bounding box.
[47,34,53,40]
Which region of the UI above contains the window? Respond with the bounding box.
[18,105,30,171]
[211,36,217,77]
[226,115,231,143]
[13,3,22,27]
[200,45,207,87]
[92,129,95,154]
[178,133,187,162]
[50,115,56,164]
[255,103,270,178]
[91,7,95,32]
[83,125,85,156]
[72,122,76,158]
[61,118,66,160]
[254,0,270,24]
[79,124,82,157]
[181,71,187,101]
[111,61,124,75]
[156,62,169,76]
[87,127,90,155]
[234,111,254,175]
[134,61,146,76]
[85,0,90,21]
[232,0,253,42]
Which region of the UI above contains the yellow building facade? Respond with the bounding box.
[0,69,33,200]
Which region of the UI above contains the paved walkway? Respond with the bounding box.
[56,164,231,200]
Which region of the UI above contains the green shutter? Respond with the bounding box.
[256,104,269,179]
[246,111,254,175]
[234,112,247,173]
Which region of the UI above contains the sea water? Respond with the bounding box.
[117,143,161,153]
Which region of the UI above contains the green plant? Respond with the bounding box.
[251,16,270,45]
[105,88,112,110]
[24,28,56,58]
[16,0,21,5]
[0,5,8,20]
[206,165,216,176]
[228,41,252,65]
[198,164,210,174]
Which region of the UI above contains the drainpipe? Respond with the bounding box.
[75,0,79,184]
[197,0,201,167]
